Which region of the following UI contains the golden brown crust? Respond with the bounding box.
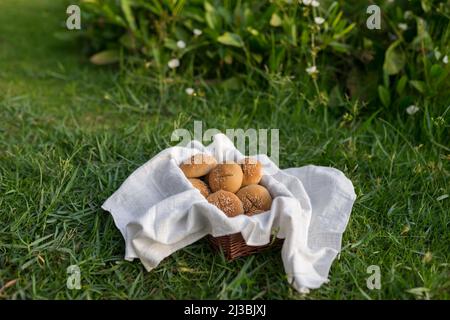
[207,190,244,217]
[236,184,272,214]
[246,209,264,216]
[240,158,263,186]
[180,154,217,178]
[208,163,243,193]
[188,178,211,198]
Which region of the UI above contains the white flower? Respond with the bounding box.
[311,0,320,7]
[168,58,180,69]
[406,105,419,115]
[434,48,442,60]
[302,0,312,5]
[185,88,195,95]
[443,55,448,64]
[193,29,202,36]
[314,17,325,25]
[398,23,408,31]
[404,11,413,19]
[176,40,186,49]
[306,65,318,75]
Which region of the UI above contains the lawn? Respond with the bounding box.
[0,0,449,300]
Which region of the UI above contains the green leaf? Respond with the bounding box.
[204,1,221,30]
[406,287,430,295]
[412,18,433,50]
[217,32,243,47]
[409,80,426,93]
[89,50,120,65]
[173,0,186,16]
[331,10,343,29]
[430,64,444,78]
[121,0,137,32]
[204,1,214,12]
[246,27,259,36]
[383,40,405,75]
[163,38,178,51]
[421,0,432,12]
[329,41,351,53]
[270,13,282,27]
[396,75,408,95]
[378,85,391,107]
[252,53,263,63]
[333,23,355,40]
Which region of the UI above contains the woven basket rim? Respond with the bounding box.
[207,232,282,261]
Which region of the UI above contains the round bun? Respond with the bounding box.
[246,209,264,216]
[207,190,244,217]
[188,178,210,198]
[236,184,272,214]
[240,157,263,186]
[208,163,243,193]
[180,154,217,178]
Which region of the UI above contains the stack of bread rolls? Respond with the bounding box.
[180,154,272,217]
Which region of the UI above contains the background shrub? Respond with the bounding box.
[77,0,449,114]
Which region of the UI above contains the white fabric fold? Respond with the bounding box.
[102,134,356,293]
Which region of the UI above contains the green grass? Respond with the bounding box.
[0,0,449,300]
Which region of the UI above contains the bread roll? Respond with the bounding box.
[246,209,264,216]
[180,154,217,178]
[208,163,243,193]
[207,190,244,217]
[236,184,272,214]
[188,178,210,198]
[240,157,263,186]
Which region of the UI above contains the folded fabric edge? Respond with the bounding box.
[281,165,356,293]
[101,200,139,260]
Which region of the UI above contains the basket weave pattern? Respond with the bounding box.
[207,233,282,260]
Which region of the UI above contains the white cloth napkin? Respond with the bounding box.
[102,134,356,293]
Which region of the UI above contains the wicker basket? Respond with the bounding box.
[207,233,282,261]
